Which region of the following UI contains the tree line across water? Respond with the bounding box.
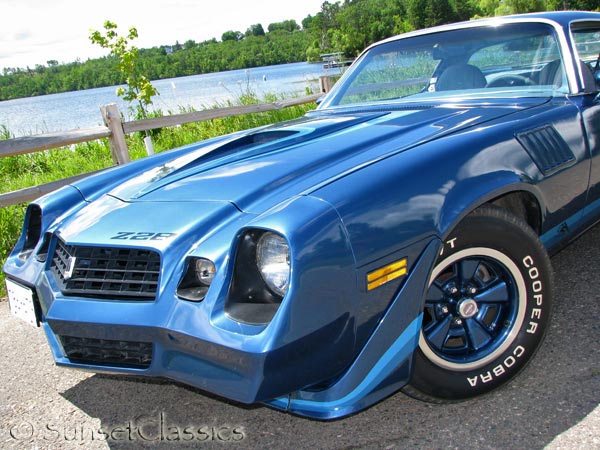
[1,0,598,101]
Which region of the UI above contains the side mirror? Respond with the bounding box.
[595,72,600,102]
[595,71,600,89]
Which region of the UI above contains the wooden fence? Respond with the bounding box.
[0,93,322,207]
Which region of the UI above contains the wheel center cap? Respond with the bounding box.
[457,298,479,319]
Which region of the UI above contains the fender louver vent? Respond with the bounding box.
[516,126,575,175]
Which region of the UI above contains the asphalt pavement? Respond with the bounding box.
[1,224,599,450]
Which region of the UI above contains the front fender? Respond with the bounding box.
[312,140,533,268]
[312,99,588,267]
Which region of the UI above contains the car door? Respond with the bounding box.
[571,22,600,217]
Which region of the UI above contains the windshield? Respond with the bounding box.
[322,22,566,108]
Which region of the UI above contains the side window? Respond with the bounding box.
[572,27,600,61]
[468,34,567,92]
[571,24,600,92]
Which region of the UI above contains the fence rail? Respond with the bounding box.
[0,126,111,158]
[0,93,322,208]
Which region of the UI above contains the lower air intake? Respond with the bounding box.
[59,335,153,369]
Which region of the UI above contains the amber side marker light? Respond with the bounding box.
[367,259,408,291]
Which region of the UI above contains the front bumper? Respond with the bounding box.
[31,264,359,404]
[5,236,440,420]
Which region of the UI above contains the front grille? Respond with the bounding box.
[59,335,153,369]
[50,239,161,300]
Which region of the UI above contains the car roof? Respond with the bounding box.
[370,11,600,50]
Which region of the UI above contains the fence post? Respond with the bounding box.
[319,75,334,93]
[100,104,130,165]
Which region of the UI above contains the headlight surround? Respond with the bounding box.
[225,229,291,325]
[19,204,42,261]
[256,232,291,297]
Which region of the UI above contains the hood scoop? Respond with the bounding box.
[197,129,300,159]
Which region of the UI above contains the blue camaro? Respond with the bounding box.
[4,11,600,419]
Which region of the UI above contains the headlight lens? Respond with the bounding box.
[256,232,290,297]
[176,257,216,302]
[194,258,216,285]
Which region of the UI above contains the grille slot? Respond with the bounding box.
[50,239,160,300]
[516,126,576,175]
[59,335,153,369]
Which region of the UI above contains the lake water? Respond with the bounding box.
[0,62,327,137]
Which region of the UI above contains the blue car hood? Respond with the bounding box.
[97,102,542,214]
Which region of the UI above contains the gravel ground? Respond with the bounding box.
[1,225,599,450]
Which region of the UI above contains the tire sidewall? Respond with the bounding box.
[412,208,552,399]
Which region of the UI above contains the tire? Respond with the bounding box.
[405,205,553,401]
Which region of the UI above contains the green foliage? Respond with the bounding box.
[0,142,114,193]
[246,24,266,37]
[331,0,409,57]
[90,21,159,118]
[0,205,25,287]
[0,124,10,140]
[222,30,244,42]
[268,20,301,33]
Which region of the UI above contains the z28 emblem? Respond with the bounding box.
[110,232,177,241]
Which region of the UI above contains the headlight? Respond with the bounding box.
[176,257,216,302]
[225,230,290,325]
[256,232,290,297]
[194,258,216,284]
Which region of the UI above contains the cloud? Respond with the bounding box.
[0,0,325,70]
[13,30,33,41]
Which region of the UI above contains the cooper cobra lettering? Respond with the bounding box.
[467,345,526,387]
[523,255,543,335]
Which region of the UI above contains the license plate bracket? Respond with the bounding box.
[6,279,39,327]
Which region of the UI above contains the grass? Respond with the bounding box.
[0,94,317,297]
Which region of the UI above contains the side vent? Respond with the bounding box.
[516,126,575,176]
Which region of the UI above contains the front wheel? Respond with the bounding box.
[405,205,553,401]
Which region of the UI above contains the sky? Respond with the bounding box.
[0,0,326,71]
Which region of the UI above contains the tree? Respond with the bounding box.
[246,24,266,37]
[494,0,546,15]
[320,1,341,52]
[89,20,159,119]
[331,0,407,56]
[183,40,197,50]
[407,0,459,29]
[268,19,301,33]
[222,30,244,41]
